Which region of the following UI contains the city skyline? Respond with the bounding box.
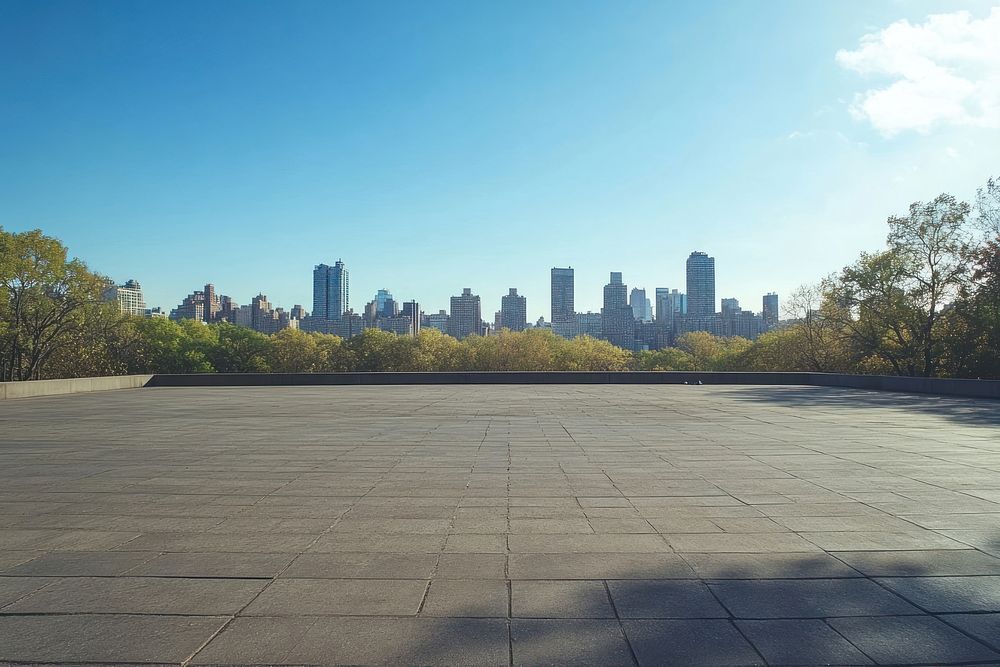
[4,2,997,325]
[127,247,774,350]
[123,245,781,325]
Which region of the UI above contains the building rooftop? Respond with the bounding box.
[2,384,1000,665]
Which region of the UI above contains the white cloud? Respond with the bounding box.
[836,7,1000,136]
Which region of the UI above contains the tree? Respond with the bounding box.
[0,228,108,381]
[558,335,632,371]
[674,332,750,370]
[269,328,323,373]
[410,328,463,371]
[830,195,974,376]
[212,323,271,372]
[976,176,1000,237]
[634,347,695,371]
[314,333,356,372]
[782,281,853,372]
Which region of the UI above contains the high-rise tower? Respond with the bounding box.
[686,251,716,317]
[550,268,575,325]
[602,272,634,349]
[313,260,349,322]
[448,288,482,340]
[500,288,527,332]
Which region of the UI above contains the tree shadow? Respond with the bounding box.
[716,385,1000,429]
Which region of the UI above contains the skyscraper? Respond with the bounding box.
[630,288,652,322]
[500,288,527,332]
[763,293,779,327]
[654,288,670,323]
[102,279,147,317]
[686,251,716,317]
[375,289,398,318]
[401,301,421,335]
[313,261,348,322]
[602,272,635,349]
[550,267,575,325]
[448,288,481,340]
[721,298,741,317]
[203,284,220,322]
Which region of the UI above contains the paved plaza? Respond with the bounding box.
[2,384,1000,666]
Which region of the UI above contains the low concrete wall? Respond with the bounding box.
[0,375,154,400]
[4,372,996,401]
[145,372,1000,399]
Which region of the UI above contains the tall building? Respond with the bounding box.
[630,288,652,322]
[425,310,450,333]
[654,288,671,324]
[202,284,220,322]
[312,261,348,322]
[218,295,236,322]
[763,293,779,327]
[171,289,206,322]
[601,272,635,349]
[374,289,398,318]
[721,298,741,317]
[686,251,716,316]
[103,279,147,317]
[448,288,482,340]
[550,267,574,325]
[401,301,421,335]
[500,288,527,332]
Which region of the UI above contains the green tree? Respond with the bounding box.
[634,347,695,371]
[410,328,464,371]
[674,332,751,370]
[558,335,632,371]
[829,194,974,377]
[269,328,324,372]
[0,228,108,381]
[314,333,356,372]
[212,323,271,372]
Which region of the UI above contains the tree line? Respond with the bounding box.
[2,177,998,381]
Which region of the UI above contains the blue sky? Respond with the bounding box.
[2,0,999,319]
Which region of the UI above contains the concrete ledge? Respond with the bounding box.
[0,374,154,400]
[144,372,1000,400]
[4,372,996,401]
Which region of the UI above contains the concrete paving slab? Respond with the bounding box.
[875,575,1000,612]
[608,579,729,619]
[421,579,509,617]
[832,549,1000,576]
[942,612,1000,651]
[736,619,874,665]
[508,552,695,579]
[0,614,228,664]
[511,619,634,666]
[3,576,266,614]
[0,576,54,607]
[3,550,156,576]
[511,580,614,618]
[682,552,861,579]
[828,615,1000,664]
[3,384,1000,664]
[125,551,296,578]
[242,577,428,616]
[708,578,922,618]
[283,552,438,579]
[623,619,764,666]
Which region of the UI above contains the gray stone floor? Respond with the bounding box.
[1,384,1000,666]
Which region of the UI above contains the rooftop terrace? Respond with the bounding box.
[2,384,1000,665]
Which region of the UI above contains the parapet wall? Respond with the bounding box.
[144,372,1000,400]
[0,375,154,400]
[3,372,997,400]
